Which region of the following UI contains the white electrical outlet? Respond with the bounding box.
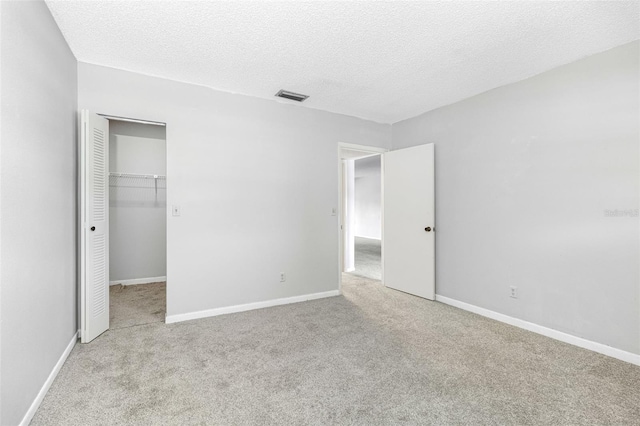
[510,286,518,299]
[280,272,286,282]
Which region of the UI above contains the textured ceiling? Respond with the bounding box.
[46,1,639,124]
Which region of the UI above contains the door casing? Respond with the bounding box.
[79,111,168,343]
[337,142,387,293]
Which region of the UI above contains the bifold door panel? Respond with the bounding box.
[80,111,110,343]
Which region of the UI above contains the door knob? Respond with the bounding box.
[90,226,96,231]
[424,227,432,232]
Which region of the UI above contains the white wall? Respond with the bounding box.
[78,63,392,318]
[0,2,78,424]
[109,121,166,282]
[354,155,381,239]
[392,41,639,355]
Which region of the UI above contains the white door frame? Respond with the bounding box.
[337,142,388,293]
[79,111,168,342]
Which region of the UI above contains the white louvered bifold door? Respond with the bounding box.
[80,111,110,343]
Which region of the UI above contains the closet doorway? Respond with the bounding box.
[79,111,167,343]
[108,119,166,330]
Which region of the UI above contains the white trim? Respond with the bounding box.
[338,142,388,155]
[435,295,640,366]
[97,113,166,127]
[19,332,78,426]
[79,111,87,345]
[166,290,340,324]
[109,276,166,286]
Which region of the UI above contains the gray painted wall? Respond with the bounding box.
[354,155,381,239]
[0,2,78,424]
[78,62,392,318]
[109,121,167,282]
[392,41,639,355]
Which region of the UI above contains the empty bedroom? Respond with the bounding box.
[0,1,638,425]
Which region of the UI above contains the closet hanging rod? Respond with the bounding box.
[109,172,166,179]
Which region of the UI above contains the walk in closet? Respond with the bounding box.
[108,120,167,329]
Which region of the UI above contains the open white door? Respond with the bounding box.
[80,110,110,343]
[383,143,435,300]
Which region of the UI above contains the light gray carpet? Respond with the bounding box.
[32,274,639,425]
[352,236,381,280]
[109,282,166,330]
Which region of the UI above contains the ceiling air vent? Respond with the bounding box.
[275,90,309,102]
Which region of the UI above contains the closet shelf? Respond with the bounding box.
[109,172,166,195]
[109,172,166,179]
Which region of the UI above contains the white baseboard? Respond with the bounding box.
[435,295,640,366]
[109,276,166,286]
[345,267,356,273]
[20,332,78,426]
[166,290,340,324]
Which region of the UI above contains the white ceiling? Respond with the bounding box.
[46,1,639,124]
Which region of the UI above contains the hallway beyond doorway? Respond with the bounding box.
[351,236,381,281]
